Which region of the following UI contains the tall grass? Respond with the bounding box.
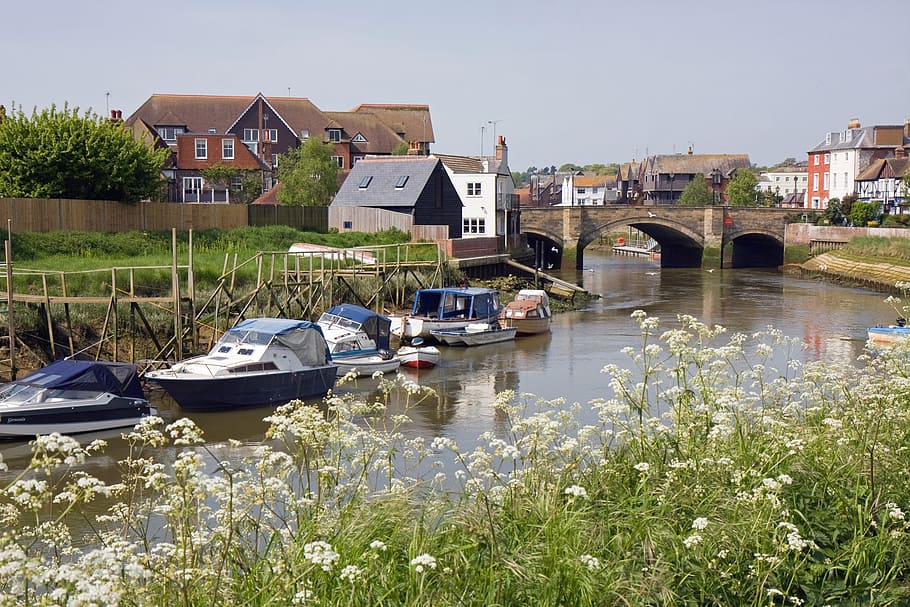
[840,236,910,265]
[3,311,910,605]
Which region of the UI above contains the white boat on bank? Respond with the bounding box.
[317,304,401,377]
[390,287,502,340]
[430,322,517,347]
[396,338,441,369]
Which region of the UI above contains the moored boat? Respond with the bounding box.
[396,338,441,369]
[430,322,517,347]
[145,318,337,410]
[390,287,502,340]
[499,289,552,335]
[0,359,154,438]
[867,322,910,347]
[317,304,401,377]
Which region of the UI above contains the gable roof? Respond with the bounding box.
[350,104,435,143]
[331,156,447,208]
[125,94,253,133]
[646,154,751,176]
[434,153,508,176]
[855,157,910,181]
[323,111,405,152]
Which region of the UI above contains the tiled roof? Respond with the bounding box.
[323,111,405,152]
[434,153,508,176]
[856,157,910,181]
[350,104,435,143]
[125,94,254,133]
[648,154,751,176]
[571,175,614,187]
[331,156,444,208]
[809,125,909,153]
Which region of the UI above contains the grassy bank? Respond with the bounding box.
[838,235,910,266]
[4,311,910,605]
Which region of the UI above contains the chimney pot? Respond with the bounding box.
[848,117,861,129]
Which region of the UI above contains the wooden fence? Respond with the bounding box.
[248,204,328,232]
[1,198,248,233]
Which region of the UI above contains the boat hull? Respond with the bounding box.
[148,366,337,411]
[499,317,551,335]
[0,396,153,438]
[868,326,910,346]
[392,314,502,340]
[430,326,517,347]
[333,354,401,377]
[396,345,441,369]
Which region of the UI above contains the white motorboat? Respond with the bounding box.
[389,287,502,340]
[396,338,441,369]
[145,318,337,410]
[430,322,517,347]
[0,360,154,438]
[317,304,401,377]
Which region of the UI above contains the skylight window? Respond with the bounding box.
[359,176,373,189]
[395,175,409,189]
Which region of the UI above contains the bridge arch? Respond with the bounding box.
[724,229,784,268]
[522,228,566,270]
[579,217,705,269]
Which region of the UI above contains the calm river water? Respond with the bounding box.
[0,253,896,471]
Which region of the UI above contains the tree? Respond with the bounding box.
[0,104,168,202]
[849,201,877,227]
[392,141,409,156]
[678,174,714,206]
[559,163,583,173]
[822,197,845,225]
[725,170,759,207]
[276,136,338,206]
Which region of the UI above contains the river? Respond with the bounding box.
[0,253,896,471]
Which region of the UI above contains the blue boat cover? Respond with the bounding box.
[229,318,322,336]
[325,304,392,350]
[14,360,145,399]
[411,287,501,320]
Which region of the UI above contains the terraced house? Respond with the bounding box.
[124,94,434,203]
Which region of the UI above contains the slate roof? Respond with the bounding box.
[350,104,435,143]
[809,125,908,153]
[331,157,448,208]
[434,153,508,176]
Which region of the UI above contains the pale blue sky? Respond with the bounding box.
[5,0,908,172]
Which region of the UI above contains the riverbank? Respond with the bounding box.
[787,252,910,294]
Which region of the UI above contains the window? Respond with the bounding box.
[331,156,344,168]
[833,173,837,189]
[271,154,278,168]
[352,133,367,142]
[183,177,202,202]
[352,155,364,164]
[359,176,373,189]
[231,175,242,188]
[813,174,819,190]
[467,182,482,196]
[266,128,278,143]
[300,129,309,139]
[824,153,830,165]
[577,187,586,194]
[395,175,409,189]
[328,129,341,142]
[195,138,207,160]
[823,173,829,189]
[222,139,234,160]
[242,129,259,142]
[157,126,184,141]
[462,218,486,234]
[343,220,353,229]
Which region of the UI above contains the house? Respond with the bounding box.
[557,174,617,206]
[521,173,562,207]
[434,136,516,240]
[757,164,808,206]
[329,156,462,238]
[638,151,751,205]
[806,118,910,209]
[854,147,910,214]
[616,161,642,204]
[124,94,435,203]
[171,133,268,203]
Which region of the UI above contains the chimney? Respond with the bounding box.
[848,117,861,129]
[495,135,507,166]
[896,145,907,159]
[904,118,910,139]
[687,145,693,155]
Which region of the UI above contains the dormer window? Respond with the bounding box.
[352,133,367,142]
[157,126,184,141]
[328,129,341,142]
[825,133,832,145]
[300,129,309,139]
[208,128,217,134]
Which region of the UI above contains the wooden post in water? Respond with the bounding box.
[41,273,55,359]
[188,230,196,352]
[5,238,16,380]
[172,228,182,361]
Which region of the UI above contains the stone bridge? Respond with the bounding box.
[519,206,799,269]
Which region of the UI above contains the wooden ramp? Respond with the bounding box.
[504,259,587,299]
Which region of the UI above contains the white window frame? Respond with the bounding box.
[462,218,486,234]
[328,129,341,142]
[183,177,203,202]
[467,182,482,196]
[222,139,234,160]
[824,153,830,165]
[823,173,829,189]
[332,155,344,168]
[195,138,207,160]
[266,128,278,143]
[242,129,259,142]
[813,174,819,190]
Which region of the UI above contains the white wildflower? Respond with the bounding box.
[340,565,363,584]
[564,485,588,499]
[691,517,709,530]
[683,534,702,548]
[579,554,601,571]
[633,462,650,473]
[410,553,437,573]
[369,540,388,552]
[303,541,339,572]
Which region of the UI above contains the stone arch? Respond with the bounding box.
[724,229,785,268]
[522,228,566,271]
[578,217,705,269]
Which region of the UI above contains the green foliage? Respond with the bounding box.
[678,174,714,206]
[582,163,619,176]
[840,236,910,263]
[200,165,262,204]
[822,197,846,225]
[558,163,583,173]
[0,104,168,202]
[511,171,525,187]
[392,141,409,156]
[849,201,877,226]
[725,170,759,207]
[276,137,338,206]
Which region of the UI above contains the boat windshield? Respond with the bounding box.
[318,313,362,332]
[0,383,47,404]
[218,329,275,347]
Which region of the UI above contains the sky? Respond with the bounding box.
[4,0,909,173]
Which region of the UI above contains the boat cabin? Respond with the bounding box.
[410,287,501,320]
